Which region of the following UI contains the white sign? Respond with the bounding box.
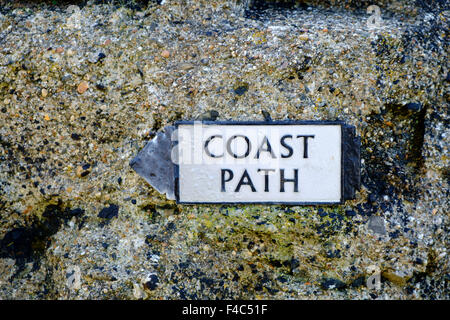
[174,122,343,204]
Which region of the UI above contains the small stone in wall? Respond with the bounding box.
[98,204,119,219]
[77,81,89,94]
[368,216,386,235]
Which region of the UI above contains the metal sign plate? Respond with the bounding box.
[173,121,359,205]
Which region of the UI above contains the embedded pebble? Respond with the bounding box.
[77,81,89,94]
[161,50,170,58]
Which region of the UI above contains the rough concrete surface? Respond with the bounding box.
[0,0,448,299]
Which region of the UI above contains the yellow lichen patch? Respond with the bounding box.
[381,270,411,286]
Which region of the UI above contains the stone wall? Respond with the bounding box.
[0,0,448,299]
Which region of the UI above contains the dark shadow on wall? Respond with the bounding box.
[245,0,449,17]
[0,201,84,279]
[361,103,427,202]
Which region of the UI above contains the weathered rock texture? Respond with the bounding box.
[0,0,448,299]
